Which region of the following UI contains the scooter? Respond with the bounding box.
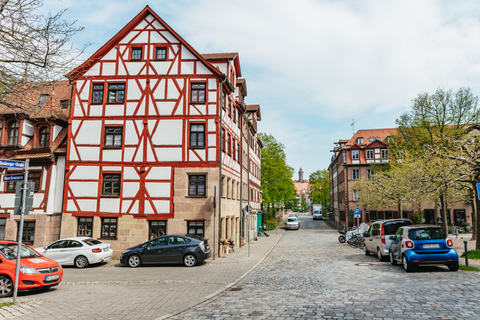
[338,230,346,243]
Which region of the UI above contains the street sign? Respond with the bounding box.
[245,205,252,213]
[4,174,24,182]
[354,208,361,218]
[14,182,34,215]
[477,183,480,201]
[0,159,25,169]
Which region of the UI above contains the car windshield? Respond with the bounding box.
[409,228,446,240]
[384,221,413,235]
[287,218,297,223]
[0,243,41,260]
[84,239,102,246]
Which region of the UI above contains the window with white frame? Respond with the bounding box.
[352,150,359,160]
[366,150,374,159]
[381,149,389,159]
[353,190,360,201]
[357,137,363,144]
[352,169,360,180]
[367,169,374,180]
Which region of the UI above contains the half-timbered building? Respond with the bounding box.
[0,81,71,245]
[60,6,261,257]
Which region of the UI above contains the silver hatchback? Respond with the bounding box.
[286,217,300,230]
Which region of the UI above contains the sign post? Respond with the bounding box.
[213,186,216,260]
[354,208,361,227]
[245,205,251,257]
[477,183,480,201]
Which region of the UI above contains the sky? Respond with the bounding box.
[44,0,480,179]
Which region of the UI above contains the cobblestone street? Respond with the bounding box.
[172,216,480,320]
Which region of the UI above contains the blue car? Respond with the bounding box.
[389,226,459,272]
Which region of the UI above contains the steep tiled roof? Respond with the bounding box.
[343,128,397,149]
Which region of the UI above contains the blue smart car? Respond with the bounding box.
[389,225,459,272]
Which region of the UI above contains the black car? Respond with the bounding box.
[120,235,211,268]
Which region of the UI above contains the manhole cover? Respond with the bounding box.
[228,287,243,291]
[355,263,373,266]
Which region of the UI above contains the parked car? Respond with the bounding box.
[120,235,211,268]
[364,219,413,261]
[288,213,298,218]
[313,212,323,220]
[0,240,63,297]
[389,225,459,272]
[286,217,300,230]
[35,237,112,268]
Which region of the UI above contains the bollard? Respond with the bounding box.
[464,241,468,267]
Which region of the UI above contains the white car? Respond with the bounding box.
[36,237,112,268]
[286,217,300,230]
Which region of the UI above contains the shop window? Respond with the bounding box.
[0,218,5,240]
[101,218,117,239]
[149,221,166,239]
[77,217,93,237]
[18,221,35,244]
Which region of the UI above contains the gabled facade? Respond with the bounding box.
[329,128,471,227]
[60,6,261,257]
[0,81,71,245]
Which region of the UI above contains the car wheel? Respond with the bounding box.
[128,254,142,268]
[448,262,459,271]
[403,255,414,272]
[365,246,370,256]
[183,254,197,267]
[338,235,346,243]
[377,248,384,261]
[389,251,397,265]
[0,275,13,298]
[74,255,89,268]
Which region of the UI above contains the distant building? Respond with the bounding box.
[294,168,310,208]
[329,128,471,227]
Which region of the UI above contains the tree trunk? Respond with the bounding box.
[440,193,448,235]
[397,202,402,219]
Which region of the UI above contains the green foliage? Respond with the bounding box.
[412,212,423,224]
[461,250,480,260]
[309,169,330,209]
[258,133,296,220]
[459,265,479,271]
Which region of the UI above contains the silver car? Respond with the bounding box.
[286,217,300,230]
[364,219,413,261]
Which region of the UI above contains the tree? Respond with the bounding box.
[0,0,86,113]
[258,133,296,220]
[309,169,330,211]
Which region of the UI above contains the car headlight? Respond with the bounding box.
[19,266,38,274]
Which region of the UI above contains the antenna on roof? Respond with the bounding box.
[351,119,356,135]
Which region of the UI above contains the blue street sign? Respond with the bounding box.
[4,174,25,182]
[354,208,361,218]
[477,183,480,201]
[0,159,24,169]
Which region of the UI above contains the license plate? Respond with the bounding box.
[104,248,109,252]
[46,275,59,281]
[424,244,440,249]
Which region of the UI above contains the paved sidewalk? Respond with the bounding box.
[451,235,480,269]
[0,230,284,320]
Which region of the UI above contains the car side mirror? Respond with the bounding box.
[389,236,394,240]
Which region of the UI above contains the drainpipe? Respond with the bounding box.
[239,104,244,247]
[218,74,227,257]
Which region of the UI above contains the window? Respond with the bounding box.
[104,127,123,148]
[387,136,392,143]
[131,47,142,60]
[188,175,206,197]
[108,84,125,103]
[60,99,70,110]
[352,169,359,180]
[29,172,41,192]
[37,94,49,107]
[39,126,49,148]
[367,169,374,180]
[8,121,19,145]
[102,174,121,196]
[187,221,204,236]
[101,218,117,239]
[147,237,167,247]
[92,84,104,103]
[381,149,389,159]
[352,150,359,160]
[369,211,377,222]
[221,127,225,151]
[19,221,35,244]
[366,150,374,159]
[149,220,166,239]
[369,137,374,142]
[357,137,363,144]
[0,121,2,143]
[156,47,167,60]
[233,139,236,160]
[77,217,93,237]
[353,190,360,201]
[189,124,205,148]
[227,133,231,155]
[190,83,206,103]
[0,218,5,240]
